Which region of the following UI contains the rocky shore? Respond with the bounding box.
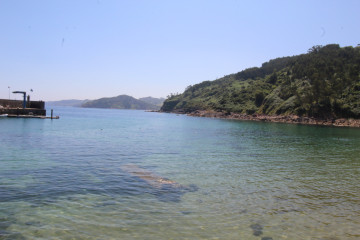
[185,110,360,128]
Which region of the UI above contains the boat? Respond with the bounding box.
[0,114,8,117]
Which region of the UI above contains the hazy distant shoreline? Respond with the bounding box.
[47,96,165,111]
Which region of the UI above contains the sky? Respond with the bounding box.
[0,0,359,101]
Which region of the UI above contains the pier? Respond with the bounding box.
[0,98,58,119]
[5,114,59,119]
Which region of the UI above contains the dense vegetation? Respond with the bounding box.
[82,95,162,110]
[161,44,360,118]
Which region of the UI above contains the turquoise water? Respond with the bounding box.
[1,107,360,240]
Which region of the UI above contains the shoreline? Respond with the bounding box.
[180,110,360,128]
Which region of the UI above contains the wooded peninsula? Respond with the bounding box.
[161,44,360,127]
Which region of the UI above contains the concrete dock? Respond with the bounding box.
[6,114,59,119]
[0,99,59,119]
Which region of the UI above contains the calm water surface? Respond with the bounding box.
[0,107,359,239]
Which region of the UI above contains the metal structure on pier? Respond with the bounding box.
[12,91,27,108]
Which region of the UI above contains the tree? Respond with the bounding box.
[255,91,265,107]
[268,72,277,84]
[308,45,322,54]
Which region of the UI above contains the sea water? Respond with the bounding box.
[0,107,359,240]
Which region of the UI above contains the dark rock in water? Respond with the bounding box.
[180,211,192,215]
[262,237,273,240]
[250,223,263,236]
[253,229,263,236]
[239,209,247,214]
[25,221,42,227]
[186,184,199,192]
[154,189,183,202]
[96,199,118,207]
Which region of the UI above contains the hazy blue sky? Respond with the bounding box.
[1,0,359,101]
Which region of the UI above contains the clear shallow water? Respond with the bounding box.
[1,107,360,240]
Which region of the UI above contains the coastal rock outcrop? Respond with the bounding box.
[187,110,360,127]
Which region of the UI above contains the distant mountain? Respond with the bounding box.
[47,99,89,107]
[81,95,161,110]
[139,97,165,107]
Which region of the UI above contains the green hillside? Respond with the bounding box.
[161,44,360,119]
[82,95,160,110]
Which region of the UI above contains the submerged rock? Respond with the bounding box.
[180,211,192,215]
[120,164,179,188]
[250,223,263,236]
[120,164,198,202]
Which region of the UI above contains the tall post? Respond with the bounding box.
[23,93,27,108]
[8,86,10,99]
[27,95,30,108]
[51,109,53,119]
